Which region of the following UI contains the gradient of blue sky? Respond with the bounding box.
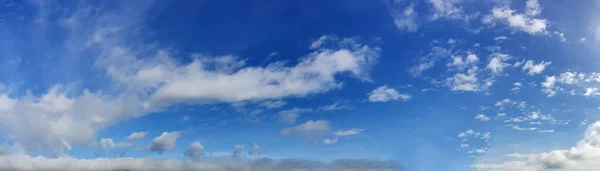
[0,0,598,171]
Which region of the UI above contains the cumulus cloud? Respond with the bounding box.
[126,132,147,142]
[483,0,548,35]
[447,66,479,91]
[184,141,204,159]
[281,120,331,139]
[368,86,411,102]
[522,60,551,75]
[148,132,180,154]
[0,85,144,154]
[486,53,511,74]
[474,121,600,170]
[475,114,491,121]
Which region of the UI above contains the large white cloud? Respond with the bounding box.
[473,120,600,170]
[0,0,382,155]
[483,0,548,35]
[0,85,144,154]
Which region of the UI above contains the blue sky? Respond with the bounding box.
[0,0,599,170]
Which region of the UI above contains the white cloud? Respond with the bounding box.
[334,129,364,137]
[584,87,600,97]
[278,108,312,124]
[505,124,537,131]
[310,35,333,49]
[539,129,554,133]
[483,1,548,35]
[475,114,491,121]
[281,120,331,139]
[392,2,419,32]
[428,0,465,20]
[368,86,411,102]
[457,130,491,155]
[447,53,479,69]
[184,141,204,158]
[99,36,379,110]
[486,53,511,74]
[542,76,557,97]
[525,0,541,16]
[522,60,551,75]
[126,132,147,142]
[148,132,180,154]
[511,82,522,92]
[494,36,508,41]
[448,66,479,91]
[580,37,587,42]
[473,121,600,170]
[323,138,339,145]
[555,31,567,42]
[259,100,287,109]
[0,85,144,154]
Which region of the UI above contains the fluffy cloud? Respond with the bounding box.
[0,85,144,154]
[368,86,411,102]
[522,60,551,75]
[474,121,600,170]
[475,114,491,121]
[184,141,204,159]
[486,53,511,74]
[447,66,479,91]
[281,120,331,139]
[107,38,380,109]
[483,0,548,34]
[148,132,180,154]
[126,132,147,142]
[447,53,479,69]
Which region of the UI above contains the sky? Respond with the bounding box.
[0,0,598,171]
